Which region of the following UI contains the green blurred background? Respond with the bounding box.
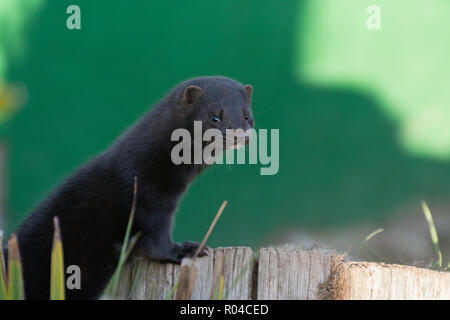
[1,0,449,263]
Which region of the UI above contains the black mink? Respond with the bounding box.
[9,76,254,299]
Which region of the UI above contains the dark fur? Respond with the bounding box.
[10,76,253,299]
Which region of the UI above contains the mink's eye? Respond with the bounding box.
[212,115,221,122]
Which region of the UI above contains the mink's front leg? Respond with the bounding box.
[135,237,209,264]
[133,210,209,264]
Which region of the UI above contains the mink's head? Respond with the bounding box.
[175,76,254,149]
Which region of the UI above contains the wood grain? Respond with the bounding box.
[256,247,340,300]
[118,247,253,300]
[117,247,450,300]
[323,261,450,300]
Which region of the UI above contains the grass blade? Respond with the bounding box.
[421,201,442,268]
[0,230,7,300]
[174,258,198,300]
[50,217,65,300]
[217,275,224,300]
[165,280,179,300]
[194,201,227,258]
[102,177,138,299]
[7,234,24,300]
[355,228,384,258]
[209,251,224,299]
[128,259,143,299]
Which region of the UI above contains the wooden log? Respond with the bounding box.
[218,247,254,299]
[124,256,179,300]
[117,246,450,300]
[319,260,450,300]
[256,247,342,300]
[117,247,254,300]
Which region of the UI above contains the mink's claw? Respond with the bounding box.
[177,241,210,258]
[197,246,210,257]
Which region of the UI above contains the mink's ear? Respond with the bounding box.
[244,84,253,102]
[182,85,204,107]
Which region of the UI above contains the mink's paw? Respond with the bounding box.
[133,240,210,264]
[177,241,210,259]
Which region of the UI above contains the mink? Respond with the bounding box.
[7,76,254,300]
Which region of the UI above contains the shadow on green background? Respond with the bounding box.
[4,0,450,247]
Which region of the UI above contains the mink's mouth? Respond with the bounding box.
[223,135,251,150]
